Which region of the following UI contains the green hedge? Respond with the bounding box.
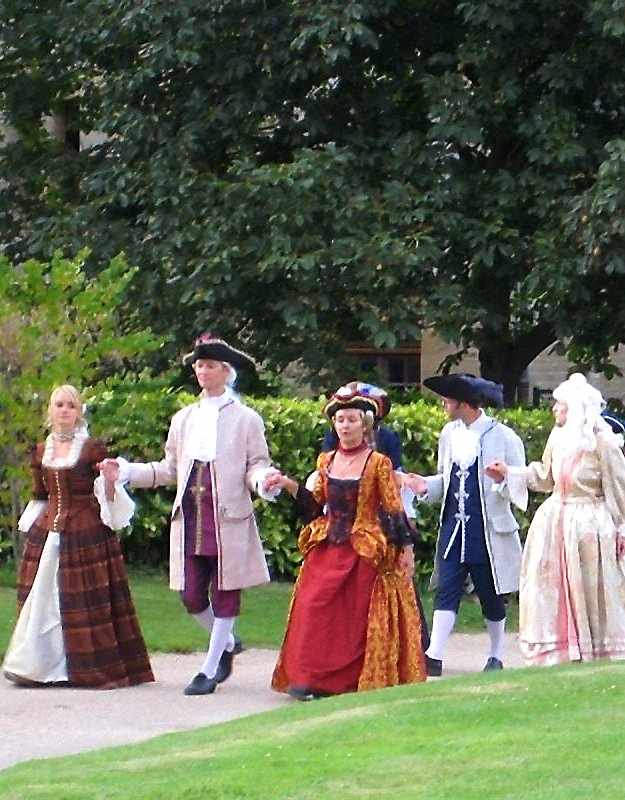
[82,383,553,582]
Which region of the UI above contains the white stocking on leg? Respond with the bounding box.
[200,617,235,679]
[191,606,215,632]
[426,610,457,661]
[486,617,506,661]
[192,607,236,652]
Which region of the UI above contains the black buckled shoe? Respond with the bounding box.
[425,655,443,677]
[483,657,503,671]
[183,673,217,696]
[215,648,235,684]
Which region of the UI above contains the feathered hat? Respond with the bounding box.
[323,381,390,420]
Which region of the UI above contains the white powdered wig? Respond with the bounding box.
[552,373,610,453]
[223,363,238,388]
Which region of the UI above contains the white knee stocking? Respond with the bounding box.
[486,617,506,661]
[191,606,215,632]
[426,610,457,661]
[200,617,235,679]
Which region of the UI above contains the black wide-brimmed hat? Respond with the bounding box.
[602,409,625,435]
[182,332,257,371]
[423,373,504,409]
[323,382,383,419]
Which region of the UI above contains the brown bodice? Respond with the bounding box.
[31,438,107,533]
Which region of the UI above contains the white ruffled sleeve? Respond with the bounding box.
[305,470,319,492]
[17,500,47,533]
[502,466,529,512]
[401,484,416,518]
[93,476,135,531]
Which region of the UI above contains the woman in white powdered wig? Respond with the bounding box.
[487,373,625,666]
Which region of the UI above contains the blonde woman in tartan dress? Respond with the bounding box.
[3,385,153,689]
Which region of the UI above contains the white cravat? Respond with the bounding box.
[449,411,490,470]
[444,411,493,561]
[186,390,231,463]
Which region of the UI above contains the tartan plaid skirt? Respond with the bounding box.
[17,521,154,689]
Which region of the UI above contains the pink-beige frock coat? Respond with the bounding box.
[126,396,272,592]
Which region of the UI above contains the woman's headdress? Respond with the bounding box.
[323,381,390,420]
[552,373,608,451]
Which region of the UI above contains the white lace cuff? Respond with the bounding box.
[251,467,281,502]
[401,484,416,518]
[93,476,135,530]
[18,500,46,533]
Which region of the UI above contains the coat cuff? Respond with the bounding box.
[116,456,131,484]
[420,475,442,504]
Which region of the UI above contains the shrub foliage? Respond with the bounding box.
[20,387,552,581]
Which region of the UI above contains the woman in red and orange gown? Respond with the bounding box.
[267,386,426,700]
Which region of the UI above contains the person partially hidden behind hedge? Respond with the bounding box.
[3,385,153,689]
[403,374,526,677]
[266,384,427,700]
[99,333,281,696]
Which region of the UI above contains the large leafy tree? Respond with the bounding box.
[412,0,625,399]
[1,1,625,399]
[0,0,436,380]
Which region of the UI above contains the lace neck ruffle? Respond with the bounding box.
[42,428,89,469]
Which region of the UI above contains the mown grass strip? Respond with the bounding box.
[0,662,623,799]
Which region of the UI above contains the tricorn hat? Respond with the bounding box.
[182,332,257,371]
[602,410,625,436]
[323,381,389,420]
[423,373,504,409]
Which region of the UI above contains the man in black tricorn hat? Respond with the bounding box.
[100,333,281,695]
[404,373,526,676]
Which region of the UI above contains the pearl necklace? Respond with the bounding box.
[52,429,76,442]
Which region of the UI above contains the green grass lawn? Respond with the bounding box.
[0,564,518,657]
[1,661,623,799]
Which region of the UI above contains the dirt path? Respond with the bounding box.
[1,633,525,771]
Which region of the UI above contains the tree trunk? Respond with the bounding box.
[478,324,556,406]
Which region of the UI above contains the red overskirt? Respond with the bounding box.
[278,540,377,695]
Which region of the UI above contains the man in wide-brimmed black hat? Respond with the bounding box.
[100,332,281,696]
[403,373,526,676]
